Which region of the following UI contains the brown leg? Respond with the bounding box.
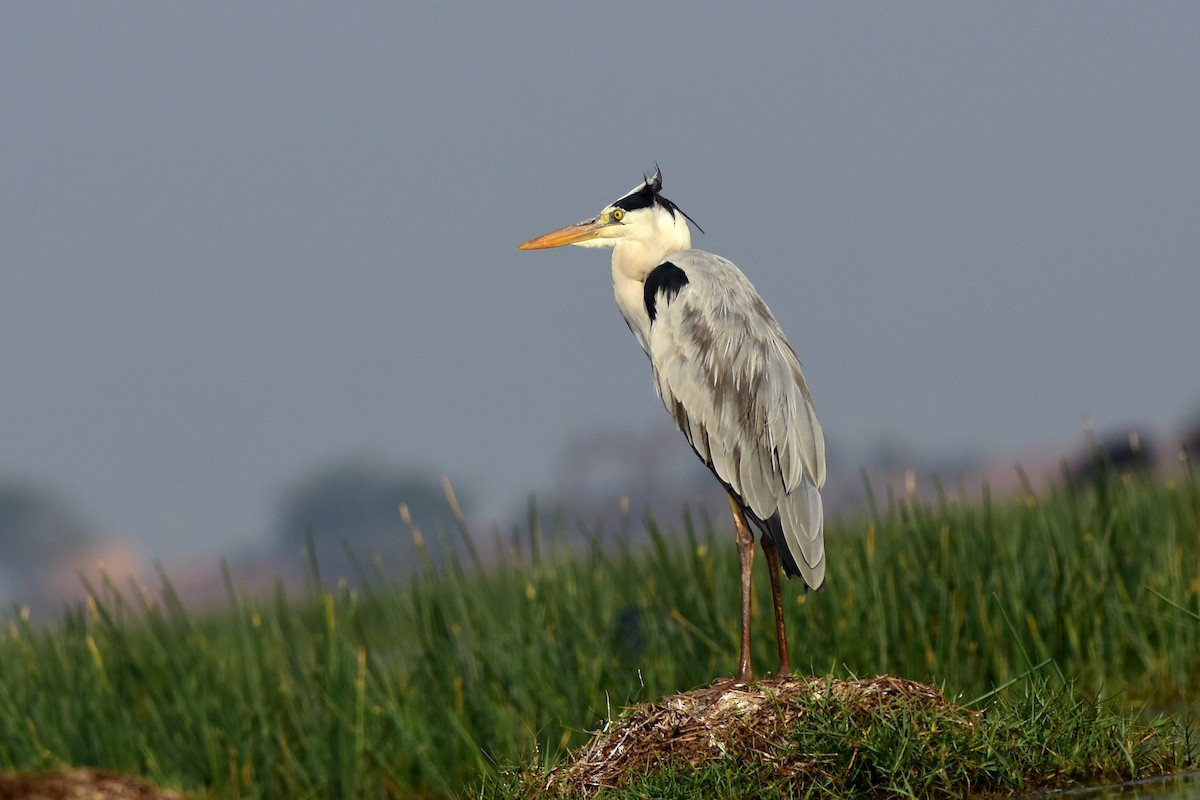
[727,496,754,682]
[760,536,792,676]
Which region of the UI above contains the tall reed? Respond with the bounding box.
[0,469,1194,797]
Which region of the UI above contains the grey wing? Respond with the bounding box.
[647,250,827,589]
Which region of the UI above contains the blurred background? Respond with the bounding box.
[3,3,1198,612]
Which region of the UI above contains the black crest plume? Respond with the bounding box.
[614,165,705,234]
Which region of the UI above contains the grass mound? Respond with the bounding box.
[546,676,966,793]
[0,768,188,800]
[509,674,1185,799]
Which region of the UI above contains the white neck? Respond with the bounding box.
[610,213,692,352]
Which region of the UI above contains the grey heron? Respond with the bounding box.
[518,168,826,681]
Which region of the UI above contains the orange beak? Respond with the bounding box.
[517,218,604,250]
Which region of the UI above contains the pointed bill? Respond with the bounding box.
[517,218,603,250]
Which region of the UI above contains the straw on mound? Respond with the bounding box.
[543,675,975,795]
[0,768,189,800]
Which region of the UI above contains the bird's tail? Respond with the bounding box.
[766,480,825,591]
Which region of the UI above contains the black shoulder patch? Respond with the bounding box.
[644,261,689,323]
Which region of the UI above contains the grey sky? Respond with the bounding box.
[3,4,1198,561]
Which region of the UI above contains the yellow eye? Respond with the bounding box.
[611,208,625,222]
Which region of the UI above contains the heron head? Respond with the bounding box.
[517,167,699,255]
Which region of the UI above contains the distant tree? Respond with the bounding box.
[0,480,93,604]
[522,423,721,544]
[1184,425,1200,465]
[0,481,92,565]
[1179,406,1200,465]
[1068,427,1155,488]
[275,458,467,578]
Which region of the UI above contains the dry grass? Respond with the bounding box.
[540,676,973,796]
[0,769,189,800]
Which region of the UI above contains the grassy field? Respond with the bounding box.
[0,466,1197,797]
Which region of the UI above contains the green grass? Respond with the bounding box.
[0,467,1197,797]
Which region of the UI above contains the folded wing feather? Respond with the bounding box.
[645,250,826,590]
